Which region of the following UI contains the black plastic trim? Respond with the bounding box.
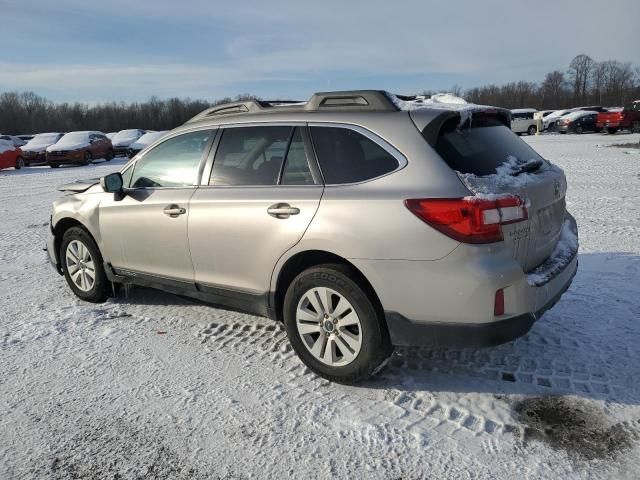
[385,260,578,347]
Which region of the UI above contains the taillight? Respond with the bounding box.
[404,196,528,244]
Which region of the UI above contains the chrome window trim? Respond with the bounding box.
[307,121,408,186]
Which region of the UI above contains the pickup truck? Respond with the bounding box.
[596,101,640,134]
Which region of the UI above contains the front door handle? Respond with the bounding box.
[267,203,300,218]
[164,204,186,217]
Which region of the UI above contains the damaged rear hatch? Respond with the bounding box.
[412,108,573,273]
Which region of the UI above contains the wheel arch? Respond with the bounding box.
[271,250,385,326]
[52,217,97,269]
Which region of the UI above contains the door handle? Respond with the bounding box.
[164,204,186,217]
[267,203,300,218]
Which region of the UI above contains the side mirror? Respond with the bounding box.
[100,172,124,193]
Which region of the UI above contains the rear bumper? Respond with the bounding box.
[353,214,579,348]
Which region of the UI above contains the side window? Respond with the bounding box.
[281,128,314,185]
[210,126,290,186]
[310,126,399,184]
[130,129,212,188]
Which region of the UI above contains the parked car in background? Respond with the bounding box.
[0,135,27,147]
[510,109,537,135]
[47,90,579,383]
[596,100,640,134]
[111,129,145,156]
[46,131,113,167]
[21,132,64,165]
[126,130,169,157]
[0,138,24,170]
[17,134,34,142]
[556,111,600,134]
[542,110,574,131]
[106,132,117,140]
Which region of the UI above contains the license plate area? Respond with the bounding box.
[537,206,554,235]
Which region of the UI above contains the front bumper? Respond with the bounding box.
[352,214,579,347]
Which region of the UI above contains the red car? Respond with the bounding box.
[0,139,24,170]
[46,131,113,167]
[596,101,640,134]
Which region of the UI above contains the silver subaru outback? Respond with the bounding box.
[47,91,578,383]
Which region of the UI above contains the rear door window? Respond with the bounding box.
[309,126,399,184]
[431,116,545,176]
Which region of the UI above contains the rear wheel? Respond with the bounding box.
[631,121,640,134]
[49,163,59,168]
[527,125,537,136]
[607,127,618,134]
[60,227,110,303]
[283,264,392,384]
[83,152,92,165]
[575,125,584,134]
[15,157,24,169]
[106,149,114,161]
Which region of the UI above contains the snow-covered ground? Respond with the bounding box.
[1,134,639,479]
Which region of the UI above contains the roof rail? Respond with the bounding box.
[185,90,400,123]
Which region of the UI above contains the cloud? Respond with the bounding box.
[2,0,639,101]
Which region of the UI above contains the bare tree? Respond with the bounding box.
[568,54,594,102]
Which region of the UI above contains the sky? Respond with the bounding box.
[1,0,639,103]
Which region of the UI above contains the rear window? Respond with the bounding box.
[431,116,545,176]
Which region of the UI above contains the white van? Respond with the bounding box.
[510,108,538,135]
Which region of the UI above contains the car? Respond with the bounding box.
[46,131,113,168]
[20,132,64,165]
[542,109,576,131]
[555,111,600,134]
[110,129,145,157]
[0,134,27,147]
[0,138,24,170]
[510,108,538,135]
[126,130,169,158]
[106,132,117,140]
[17,134,35,142]
[596,100,640,134]
[46,90,578,383]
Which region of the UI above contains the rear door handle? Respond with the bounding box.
[164,204,186,217]
[267,203,300,218]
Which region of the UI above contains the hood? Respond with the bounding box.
[112,139,135,147]
[57,178,100,193]
[47,142,89,152]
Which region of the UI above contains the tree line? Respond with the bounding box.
[1,54,638,135]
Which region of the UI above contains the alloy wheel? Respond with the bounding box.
[296,287,362,367]
[65,240,95,292]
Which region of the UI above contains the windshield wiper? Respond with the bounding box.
[511,159,543,176]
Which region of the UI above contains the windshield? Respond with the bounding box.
[113,130,140,142]
[432,116,545,176]
[57,132,89,145]
[25,133,60,147]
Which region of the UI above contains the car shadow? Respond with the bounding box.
[109,251,640,406]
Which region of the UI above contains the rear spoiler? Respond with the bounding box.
[410,107,511,147]
[58,178,99,193]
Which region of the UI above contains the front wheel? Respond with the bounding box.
[607,128,618,134]
[631,121,640,134]
[15,157,24,169]
[527,125,537,136]
[283,264,392,384]
[575,125,584,134]
[60,227,111,303]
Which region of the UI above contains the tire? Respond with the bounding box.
[575,125,583,134]
[595,128,603,133]
[283,264,392,384]
[607,128,618,134]
[631,121,640,134]
[83,152,92,165]
[49,163,59,168]
[15,157,24,169]
[527,125,537,136]
[548,122,556,131]
[106,149,114,161]
[60,226,111,303]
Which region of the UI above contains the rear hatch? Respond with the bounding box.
[413,110,567,272]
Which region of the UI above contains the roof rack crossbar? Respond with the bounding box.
[185,90,400,123]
